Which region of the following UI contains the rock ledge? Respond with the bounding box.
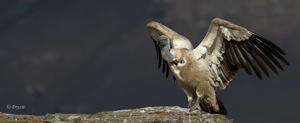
[0,106,233,123]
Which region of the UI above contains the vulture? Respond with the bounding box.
[146,18,289,115]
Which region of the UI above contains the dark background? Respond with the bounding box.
[0,0,299,122]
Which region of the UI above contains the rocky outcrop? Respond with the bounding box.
[0,106,232,123]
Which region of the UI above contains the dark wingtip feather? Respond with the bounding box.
[152,38,171,79]
[157,47,162,68]
[238,44,263,80]
[166,65,170,78]
[281,57,290,66]
[152,38,159,59]
[250,44,279,75]
[162,60,166,73]
[228,42,252,75]
[240,42,270,79]
[243,41,272,78]
[253,39,285,71]
[252,33,286,55]
[152,37,163,69]
[232,42,252,75]
[252,34,290,66]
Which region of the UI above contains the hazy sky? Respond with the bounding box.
[0,0,299,122]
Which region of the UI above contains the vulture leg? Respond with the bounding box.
[190,97,201,111]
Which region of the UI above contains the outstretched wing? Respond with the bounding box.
[146,21,194,80]
[193,18,289,89]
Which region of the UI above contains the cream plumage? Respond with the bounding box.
[147,18,289,115]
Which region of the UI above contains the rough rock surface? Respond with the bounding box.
[0,106,232,123]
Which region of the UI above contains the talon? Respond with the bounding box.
[189,103,200,111]
[189,96,200,111]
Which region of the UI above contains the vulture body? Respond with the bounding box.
[146,18,289,115]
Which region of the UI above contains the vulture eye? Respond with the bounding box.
[179,58,186,64]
